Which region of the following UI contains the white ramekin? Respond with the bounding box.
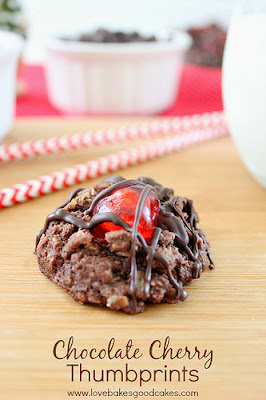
[0,31,23,141]
[45,31,191,115]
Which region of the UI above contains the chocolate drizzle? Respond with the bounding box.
[165,196,214,273]
[143,227,161,300]
[35,187,84,248]
[84,179,146,216]
[129,184,153,311]
[36,176,213,312]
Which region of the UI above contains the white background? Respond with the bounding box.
[21,0,235,62]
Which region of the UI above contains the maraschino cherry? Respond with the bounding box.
[91,184,159,241]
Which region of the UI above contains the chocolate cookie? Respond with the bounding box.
[35,176,213,314]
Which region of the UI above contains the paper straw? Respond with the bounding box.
[0,111,226,164]
[0,124,227,208]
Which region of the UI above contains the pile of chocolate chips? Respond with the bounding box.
[65,28,157,43]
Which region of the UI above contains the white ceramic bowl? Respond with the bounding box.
[45,31,191,115]
[0,31,23,141]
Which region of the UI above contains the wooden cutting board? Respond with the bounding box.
[0,118,265,400]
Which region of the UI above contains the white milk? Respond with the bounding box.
[223,14,266,187]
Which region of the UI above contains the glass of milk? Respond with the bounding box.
[223,0,266,187]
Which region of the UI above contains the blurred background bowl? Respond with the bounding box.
[45,30,191,115]
[0,31,23,140]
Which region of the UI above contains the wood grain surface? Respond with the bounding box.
[0,118,265,400]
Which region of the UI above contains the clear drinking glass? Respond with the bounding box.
[222,0,266,187]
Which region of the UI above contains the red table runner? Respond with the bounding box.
[16,64,223,117]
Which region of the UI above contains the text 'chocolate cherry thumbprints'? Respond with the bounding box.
[91,184,159,241]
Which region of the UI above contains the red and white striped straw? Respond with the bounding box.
[0,111,226,164]
[0,124,227,208]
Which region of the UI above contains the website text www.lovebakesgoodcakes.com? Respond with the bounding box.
[66,388,199,398]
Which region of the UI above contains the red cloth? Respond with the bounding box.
[16,64,222,117]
